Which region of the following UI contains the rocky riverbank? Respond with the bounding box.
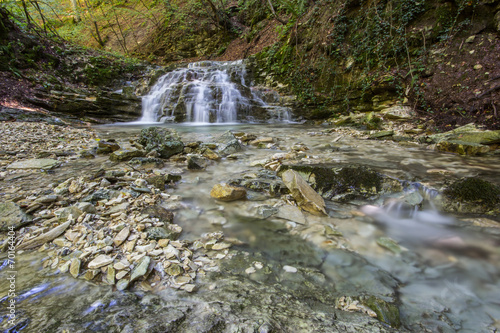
[1,119,500,331]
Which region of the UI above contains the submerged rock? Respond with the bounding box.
[281,169,327,216]
[216,131,243,156]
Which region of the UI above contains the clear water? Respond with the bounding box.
[2,123,500,332]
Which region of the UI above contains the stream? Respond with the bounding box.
[1,59,500,332]
[1,122,499,332]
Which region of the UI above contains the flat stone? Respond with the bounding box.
[106,265,116,285]
[130,256,151,282]
[210,183,246,202]
[276,205,306,224]
[88,255,113,269]
[281,170,327,216]
[7,158,60,169]
[116,278,130,291]
[114,226,130,246]
[141,205,174,223]
[70,258,81,278]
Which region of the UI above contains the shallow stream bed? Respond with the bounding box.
[1,123,500,332]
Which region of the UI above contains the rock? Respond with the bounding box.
[140,205,174,223]
[130,256,151,282]
[187,154,209,170]
[76,202,97,214]
[200,147,220,160]
[128,157,164,167]
[114,226,130,246]
[369,131,394,139]
[255,205,278,219]
[380,105,414,120]
[109,149,146,162]
[436,140,490,156]
[376,237,403,254]
[210,183,247,201]
[18,220,72,250]
[97,140,121,154]
[278,164,391,201]
[280,170,327,216]
[137,127,184,159]
[283,265,298,273]
[69,258,81,278]
[106,265,116,285]
[147,175,166,189]
[428,124,500,145]
[7,158,60,169]
[116,278,130,291]
[55,206,83,221]
[443,177,500,214]
[0,201,32,231]
[276,205,306,224]
[146,227,173,240]
[165,263,183,276]
[88,255,114,269]
[216,131,243,155]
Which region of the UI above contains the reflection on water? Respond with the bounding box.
[2,124,500,332]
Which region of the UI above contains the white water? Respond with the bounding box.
[139,61,292,124]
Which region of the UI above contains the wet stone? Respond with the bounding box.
[210,183,247,202]
[130,256,151,282]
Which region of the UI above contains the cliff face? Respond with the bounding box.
[120,0,500,129]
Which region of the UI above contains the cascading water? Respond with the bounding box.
[139,60,292,124]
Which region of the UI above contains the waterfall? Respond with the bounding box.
[139,61,292,124]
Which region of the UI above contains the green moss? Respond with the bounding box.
[362,296,401,328]
[444,177,500,206]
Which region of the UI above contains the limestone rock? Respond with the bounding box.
[109,149,146,162]
[88,255,114,269]
[130,256,151,282]
[7,158,60,169]
[114,226,130,246]
[276,204,306,224]
[281,170,327,216]
[210,183,247,202]
[216,131,243,155]
[0,201,32,231]
[70,258,81,278]
[380,105,414,120]
[187,154,209,170]
[436,140,490,156]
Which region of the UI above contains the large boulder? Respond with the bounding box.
[138,127,184,159]
[278,164,401,201]
[427,123,500,155]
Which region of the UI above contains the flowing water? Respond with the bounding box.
[2,122,500,332]
[140,61,292,124]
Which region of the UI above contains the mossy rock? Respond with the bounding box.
[361,296,401,328]
[138,127,184,159]
[277,164,384,201]
[444,177,500,206]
